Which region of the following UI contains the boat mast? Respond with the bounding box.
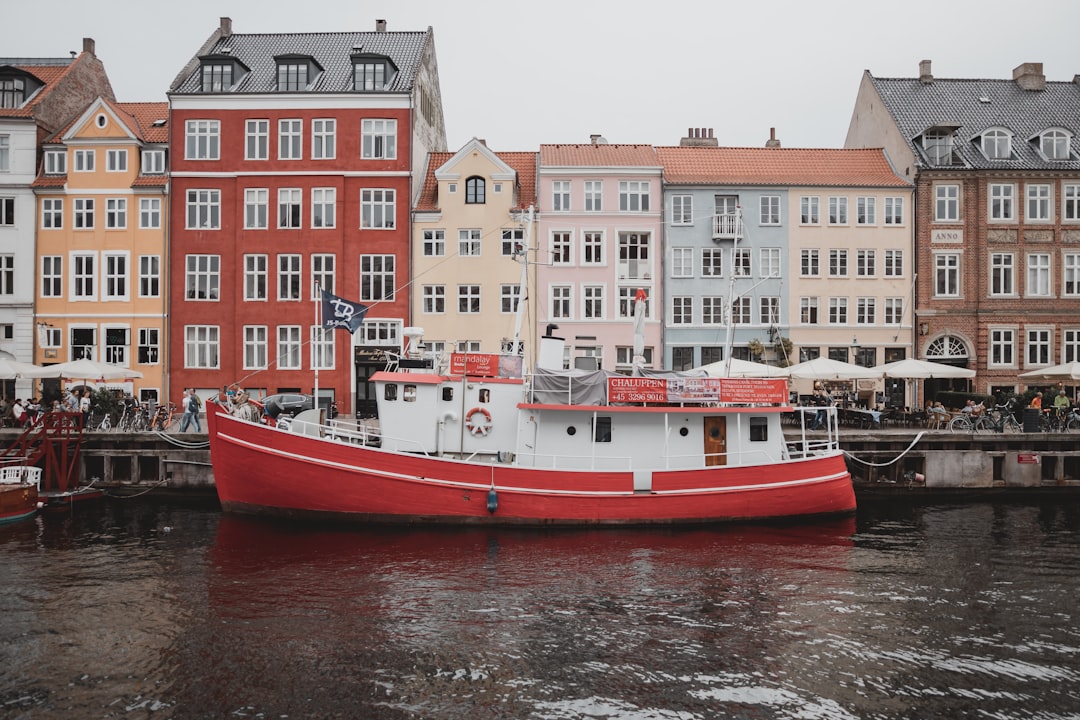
[722,206,744,377]
[509,205,534,367]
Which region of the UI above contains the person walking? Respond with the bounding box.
[180,389,202,432]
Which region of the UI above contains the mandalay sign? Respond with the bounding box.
[607,377,788,405]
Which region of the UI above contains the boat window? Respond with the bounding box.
[592,417,612,443]
[384,384,398,401]
[749,417,768,442]
[403,385,416,402]
[479,388,490,403]
[442,387,453,401]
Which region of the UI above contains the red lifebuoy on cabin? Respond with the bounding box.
[465,407,493,436]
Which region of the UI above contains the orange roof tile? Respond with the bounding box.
[0,61,77,119]
[540,144,660,167]
[655,146,910,187]
[415,150,537,212]
[113,101,169,143]
[31,175,66,188]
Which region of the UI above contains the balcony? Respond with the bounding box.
[712,213,742,241]
[617,259,651,280]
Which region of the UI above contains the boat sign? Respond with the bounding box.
[607,377,787,405]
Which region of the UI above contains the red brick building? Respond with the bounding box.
[167,18,445,415]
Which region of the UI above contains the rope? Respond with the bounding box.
[150,431,209,449]
[101,478,170,499]
[842,431,926,467]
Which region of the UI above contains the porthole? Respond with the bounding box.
[96,113,107,128]
[679,427,689,437]
[567,426,576,436]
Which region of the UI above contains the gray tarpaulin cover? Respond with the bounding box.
[531,366,708,406]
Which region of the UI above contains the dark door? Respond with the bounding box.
[704,416,727,467]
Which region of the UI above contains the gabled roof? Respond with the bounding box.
[540,143,660,168]
[869,73,1080,170]
[655,146,911,188]
[44,98,169,145]
[170,29,431,94]
[0,58,77,119]
[415,149,537,212]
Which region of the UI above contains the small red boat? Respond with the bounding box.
[0,466,42,525]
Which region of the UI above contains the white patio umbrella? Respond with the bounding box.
[46,358,143,381]
[872,358,976,380]
[695,358,790,378]
[785,356,884,380]
[0,358,58,380]
[1017,361,1080,383]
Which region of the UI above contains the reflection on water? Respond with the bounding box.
[1,498,1079,718]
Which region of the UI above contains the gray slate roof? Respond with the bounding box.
[170,30,429,95]
[871,75,1080,171]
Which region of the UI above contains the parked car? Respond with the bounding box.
[260,393,313,420]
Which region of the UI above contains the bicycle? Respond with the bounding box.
[973,402,1022,433]
[150,403,180,432]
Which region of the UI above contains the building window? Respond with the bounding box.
[459,229,482,257]
[458,285,481,314]
[935,184,959,222]
[201,63,234,91]
[0,134,9,171]
[186,254,220,301]
[616,233,651,278]
[502,228,524,256]
[44,149,65,175]
[103,253,127,300]
[73,149,95,172]
[138,328,160,365]
[732,248,751,277]
[502,284,523,314]
[551,231,572,265]
[360,255,394,301]
[422,285,445,313]
[311,187,336,228]
[671,194,692,225]
[1064,329,1080,363]
[185,120,220,160]
[42,256,62,298]
[759,248,780,278]
[923,130,955,165]
[731,297,751,324]
[1026,184,1051,223]
[106,149,127,173]
[800,249,819,277]
[990,184,1015,221]
[856,297,876,325]
[582,285,603,319]
[990,253,1015,296]
[277,326,302,369]
[989,328,1015,367]
[312,119,336,159]
[360,189,395,229]
[243,326,267,369]
[139,198,161,229]
[277,254,302,301]
[760,296,780,325]
[311,254,335,297]
[1026,328,1051,366]
[139,255,160,298]
[245,188,268,229]
[829,297,848,325]
[278,188,302,228]
[465,176,485,204]
[584,181,603,212]
[423,229,445,256]
[981,129,1012,159]
[829,249,848,277]
[800,297,819,324]
[353,61,388,91]
[856,197,876,225]
[672,297,693,325]
[42,198,63,229]
[551,286,571,319]
[74,198,94,229]
[884,250,903,277]
[246,119,269,160]
[277,62,310,91]
[278,119,302,160]
[671,248,693,278]
[1040,129,1070,160]
[760,195,780,225]
[1065,184,1080,222]
[884,297,903,325]
[186,189,220,229]
[856,249,876,277]
[244,254,268,301]
[104,327,129,365]
[702,248,723,277]
[884,197,904,225]
[71,254,95,300]
[935,254,960,297]
[141,150,165,175]
[361,119,396,159]
[552,181,570,211]
[311,326,334,370]
[800,196,819,224]
[619,181,650,212]
[828,196,848,224]
[105,198,127,229]
[1026,253,1051,297]
[0,255,12,295]
[1065,253,1080,297]
[702,297,725,324]
[582,231,603,264]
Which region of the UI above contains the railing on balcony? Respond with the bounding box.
[712,212,742,241]
[617,259,651,280]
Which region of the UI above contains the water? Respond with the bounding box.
[2,497,1080,719]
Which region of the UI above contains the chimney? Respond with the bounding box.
[220,17,232,37]
[679,127,719,147]
[765,127,781,148]
[376,19,387,32]
[82,38,95,56]
[919,59,933,84]
[1013,62,1046,91]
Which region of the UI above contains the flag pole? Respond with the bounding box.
[314,281,320,419]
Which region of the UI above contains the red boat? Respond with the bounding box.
[206,352,854,526]
[0,466,42,525]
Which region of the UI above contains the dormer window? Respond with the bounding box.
[922,129,957,165]
[980,128,1012,160]
[1039,129,1071,160]
[275,55,321,92]
[44,150,66,175]
[352,53,397,91]
[0,76,26,108]
[466,176,486,204]
[199,55,247,92]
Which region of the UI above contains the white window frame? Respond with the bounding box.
[244,254,268,301]
[1064,253,1080,297]
[1064,183,1080,223]
[457,285,481,314]
[800,196,820,225]
[186,254,220,301]
[74,198,94,229]
[360,255,394,302]
[277,188,302,229]
[277,254,302,301]
[71,252,96,301]
[671,248,693,278]
[934,253,961,298]
[552,181,570,212]
[989,183,1015,222]
[459,229,482,257]
[702,248,723,277]
[671,194,692,225]
[884,197,904,225]
[800,297,819,325]
[278,119,303,160]
[1026,327,1052,367]
[243,326,268,369]
[883,249,903,277]
[106,149,127,173]
[990,252,1015,296]
[618,181,650,212]
[138,197,161,229]
[759,248,780,278]
[361,119,396,160]
[671,296,693,325]
[828,297,848,325]
[138,255,160,298]
[582,285,604,320]
[138,328,160,365]
[105,198,127,229]
[422,285,445,314]
[142,149,165,175]
[423,229,445,257]
[989,327,1017,368]
[311,187,336,228]
[44,149,65,175]
[360,189,395,229]
[550,285,572,320]
[311,254,335,298]
[103,252,129,301]
[311,326,335,370]
[1026,183,1052,223]
[935,184,960,222]
[185,189,220,230]
[1026,253,1051,297]
[42,255,63,298]
[828,196,848,225]
[582,231,604,265]
[312,118,336,160]
[245,119,269,160]
[73,149,95,172]
[245,188,268,229]
[856,249,876,278]
[759,195,780,225]
[277,326,302,369]
[42,198,63,229]
[185,120,220,160]
[550,231,572,265]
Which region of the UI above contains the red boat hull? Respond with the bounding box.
[0,484,39,525]
[207,408,855,526]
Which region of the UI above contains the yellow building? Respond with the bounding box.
[33,98,169,403]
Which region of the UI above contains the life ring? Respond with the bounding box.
[465,407,493,436]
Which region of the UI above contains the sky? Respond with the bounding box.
[7,0,1080,151]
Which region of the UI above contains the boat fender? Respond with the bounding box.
[486,487,498,514]
[465,407,493,436]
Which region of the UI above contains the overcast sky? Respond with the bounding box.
[7,0,1079,151]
